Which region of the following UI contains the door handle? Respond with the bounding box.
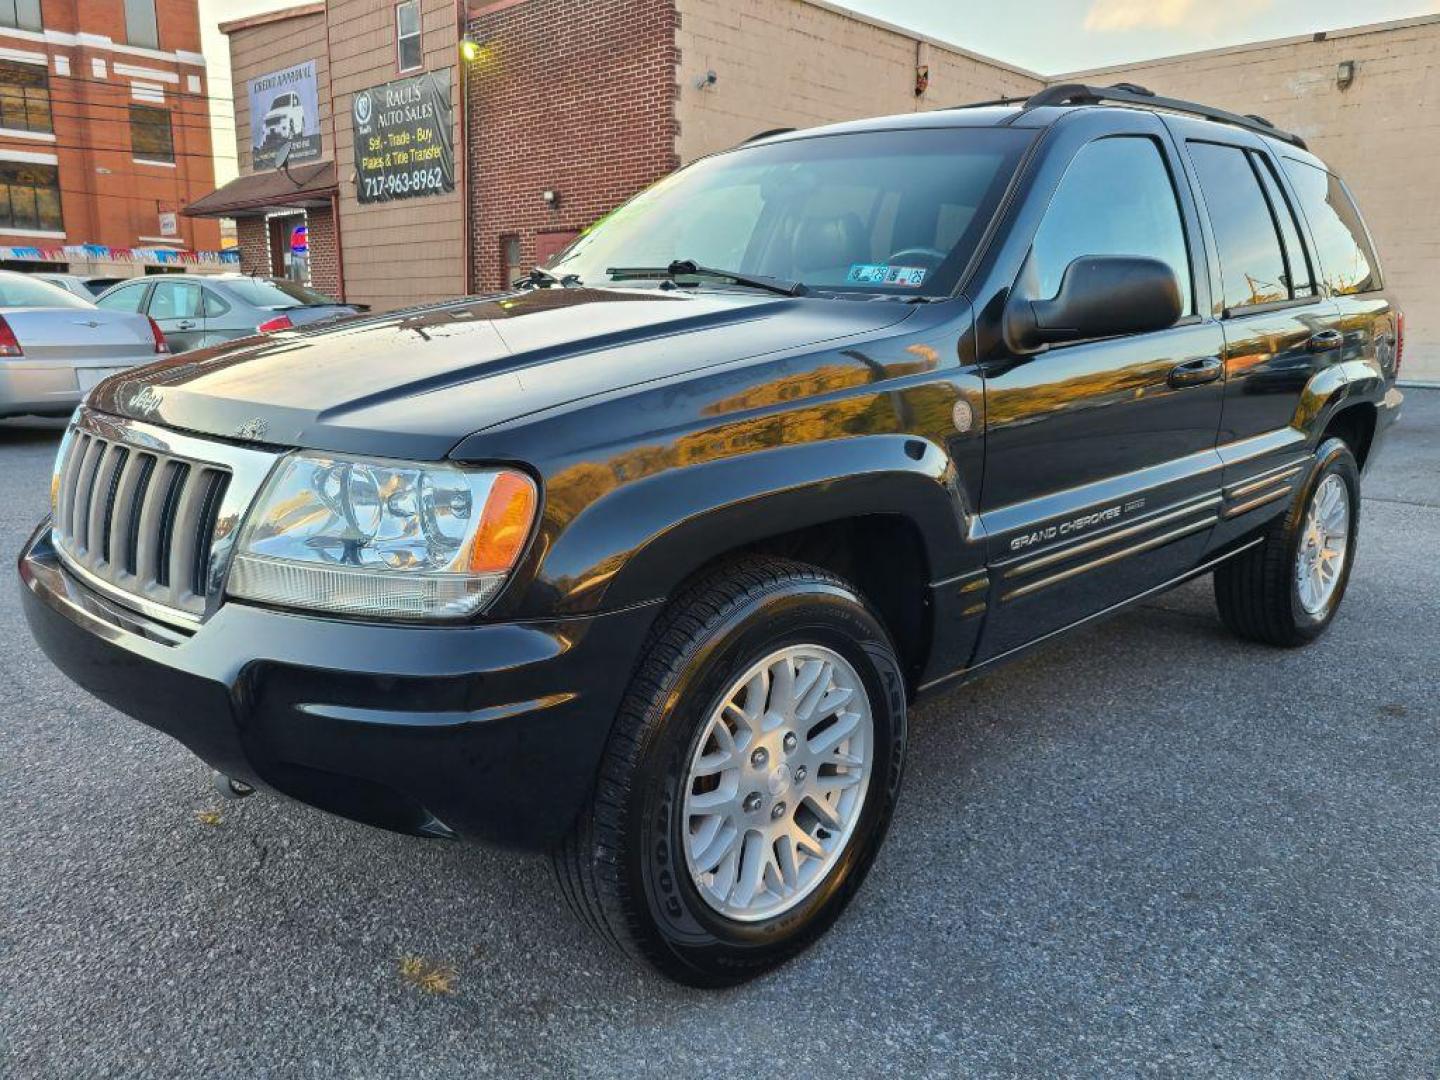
[1167,356,1223,389]
[1307,329,1344,353]
[175,320,197,330]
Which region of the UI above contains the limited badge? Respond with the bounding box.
[952,398,974,434]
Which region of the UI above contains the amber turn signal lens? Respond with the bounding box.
[468,471,537,574]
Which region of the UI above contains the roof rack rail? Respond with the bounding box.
[742,127,796,144]
[1020,82,1307,149]
[948,95,1023,111]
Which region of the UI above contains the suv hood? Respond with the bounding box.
[89,287,918,459]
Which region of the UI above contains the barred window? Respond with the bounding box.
[0,162,63,232]
[0,0,42,32]
[0,59,50,133]
[130,105,174,164]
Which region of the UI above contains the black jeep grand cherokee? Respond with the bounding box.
[21,84,1401,986]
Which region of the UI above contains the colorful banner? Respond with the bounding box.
[0,245,240,265]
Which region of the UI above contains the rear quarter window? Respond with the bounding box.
[1281,158,1380,295]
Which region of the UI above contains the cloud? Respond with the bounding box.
[1083,0,1272,31]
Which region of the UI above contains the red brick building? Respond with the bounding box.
[0,0,223,275]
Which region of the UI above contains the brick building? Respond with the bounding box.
[0,0,223,276]
[195,1,1439,380]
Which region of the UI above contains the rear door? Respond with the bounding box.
[1278,154,1396,401]
[145,279,206,353]
[975,116,1226,661]
[1174,125,1345,545]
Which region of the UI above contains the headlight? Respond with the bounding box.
[227,452,538,619]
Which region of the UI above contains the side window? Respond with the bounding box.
[1251,152,1315,298]
[1188,142,1291,311]
[1031,136,1193,315]
[148,281,202,320]
[95,284,145,313]
[1281,158,1379,296]
[202,289,229,317]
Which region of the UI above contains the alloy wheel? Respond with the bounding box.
[681,644,874,922]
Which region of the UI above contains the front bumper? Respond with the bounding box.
[19,523,658,849]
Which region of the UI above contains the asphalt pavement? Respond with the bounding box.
[2,392,1437,1078]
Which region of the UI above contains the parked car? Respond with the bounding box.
[94,274,361,353]
[262,91,305,143]
[0,270,169,419]
[20,84,1401,986]
[34,274,127,301]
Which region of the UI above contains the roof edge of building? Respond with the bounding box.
[788,0,1047,82]
[220,2,327,36]
[1054,12,1440,80]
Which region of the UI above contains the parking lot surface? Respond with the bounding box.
[2,391,1437,1078]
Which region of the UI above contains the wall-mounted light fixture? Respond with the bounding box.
[542,189,559,209]
[694,69,717,91]
[1336,59,1356,90]
[460,34,482,63]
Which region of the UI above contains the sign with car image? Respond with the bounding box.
[248,61,321,169]
[352,68,455,204]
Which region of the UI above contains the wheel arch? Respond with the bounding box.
[525,435,978,686]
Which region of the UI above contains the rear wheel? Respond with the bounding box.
[1214,437,1360,646]
[552,557,907,986]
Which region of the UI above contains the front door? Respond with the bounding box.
[975,130,1226,661]
[145,280,206,353]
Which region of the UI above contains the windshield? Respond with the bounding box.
[222,278,339,309]
[550,127,1032,297]
[0,275,93,309]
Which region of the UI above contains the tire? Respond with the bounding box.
[1214,437,1361,646]
[552,556,908,986]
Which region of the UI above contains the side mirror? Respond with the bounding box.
[1006,255,1183,353]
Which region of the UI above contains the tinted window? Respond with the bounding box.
[1252,153,1314,298]
[96,284,147,313]
[148,281,202,320]
[221,278,337,308]
[130,104,174,163]
[0,58,51,133]
[1189,142,1290,311]
[0,274,90,308]
[1282,158,1379,295]
[551,128,1033,297]
[1030,137,1192,314]
[0,161,62,232]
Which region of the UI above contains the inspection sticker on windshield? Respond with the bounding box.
[846,263,927,288]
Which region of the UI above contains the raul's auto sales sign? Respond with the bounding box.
[352,68,455,204]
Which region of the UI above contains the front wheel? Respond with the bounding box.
[1214,437,1360,646]
[553,557,907,986]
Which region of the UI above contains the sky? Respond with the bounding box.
[829,0,1440,74]
[197,0,1440,182]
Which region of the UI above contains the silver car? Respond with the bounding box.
[95,275,361,354]
[36,273,127,301]
[0,271,169,419]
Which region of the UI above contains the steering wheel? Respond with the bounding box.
[885,247,948,270]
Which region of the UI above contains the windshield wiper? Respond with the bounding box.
[606,259,806,297]
[517,267,581,289]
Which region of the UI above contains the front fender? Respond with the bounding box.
[529,434,974,616]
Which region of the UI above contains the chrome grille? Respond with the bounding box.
[51,409,279,626]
